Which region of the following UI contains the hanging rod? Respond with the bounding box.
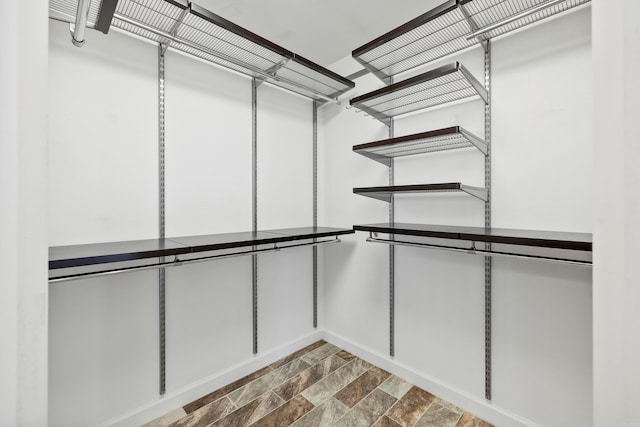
[70,0,91,47]
[466,0,566,40]
[113,13,338,104]
[50,237,341,283]
[366,237,592,267]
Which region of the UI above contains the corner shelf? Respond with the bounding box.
[349,62,487,125]
[352,0,590,80]
[353,223,592,265]
[354,183,488,202]
[48,0,355,103]
[49,226,355,282]
[353,126,487,166]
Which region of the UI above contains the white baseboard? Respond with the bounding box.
[101,330,324,427]
[322,329,540,427]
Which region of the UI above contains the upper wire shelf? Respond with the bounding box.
[48,0,355,103]
[352,0,591,80]
[350,62,487,125]
[353,126,487,166]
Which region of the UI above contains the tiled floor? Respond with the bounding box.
[145,341,493,427]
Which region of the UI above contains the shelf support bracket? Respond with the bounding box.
[255,58,290,87]
[161,6,190,54]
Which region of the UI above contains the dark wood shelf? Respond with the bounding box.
[353,223,592,251]
[349,62,487,124]
[354,183,488,202]
[353,126,487,165]
[50,0,355,103]
[352,0,590,80]
[49,227,354,271]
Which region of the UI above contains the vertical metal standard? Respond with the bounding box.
[158,44,167,396]
[387,77,395,358]
[483,40,493,401]
[312,100,319,328]
[251,78,258,354]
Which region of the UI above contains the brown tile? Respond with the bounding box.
[386,386,436,427]
[143,408,187,427]
[456,412,493,427]
[300,343,341,366]
[209,391,283,427]
[336,350,356,362]
[270,341,327,369]
[290,398,349,427]
[373,416,403,427]
[415,403,462,427]
[273,354,346,401]
[334,367,391,408]
[301,358,372,406]
[432,397,464,416]
[229,359,310,408]
[337,388,397,427]
[248,395,314,427]
[378,376,413,400]
[183,366,273,414]
[168,397,234,427]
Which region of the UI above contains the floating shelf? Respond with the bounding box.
[353,223,592,264]
[49,226,354,281]
[48,0,355,103]
[353,126,487,166]
[352,0,590,79]
[350,62,487,125]
[353,183,488,202]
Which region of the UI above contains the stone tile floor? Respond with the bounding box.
[144,341,493,427]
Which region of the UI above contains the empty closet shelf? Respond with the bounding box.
[350,62,487,125]
[353,223,592,265]
[353,183,488,202]
[353,126,487,165]
[49,227,355,282]
[48,0,355,102]
[352,0,590,79]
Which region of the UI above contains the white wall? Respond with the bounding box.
[48,21,318,427]
[0,1,49,426]
[592,0,640,426]
[321,8,592,427]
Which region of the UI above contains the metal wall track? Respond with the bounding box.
[313,100,319,329]
[252,77,259,355]
[388,78,395,358]
[158,43,167,396]
[483,40,492,401]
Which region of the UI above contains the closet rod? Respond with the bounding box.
[113,14,338,104]
[366,237,592,267]
[50,238,341,283]
[466,0,565,40]
[70,0,91,47]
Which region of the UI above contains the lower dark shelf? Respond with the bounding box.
[49,226,354,274]
[354,223,591,251]
[354,183,488,202]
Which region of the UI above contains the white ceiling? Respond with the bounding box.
[195,0,444,67]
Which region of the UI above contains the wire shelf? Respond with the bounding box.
[49,0,354,102]
[353,183,488,202]
[352,0,590,79]
[350,62,486,125]
[353,126,486,165]
[50,0,103,26]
